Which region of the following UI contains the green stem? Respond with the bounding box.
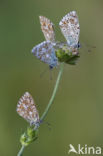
[17,145,25,156]
[40,63,64,121]
[17,63,64,156]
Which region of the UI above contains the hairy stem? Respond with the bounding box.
[40,63,64,121]
[17,145,25,156]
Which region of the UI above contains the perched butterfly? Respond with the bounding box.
[32,16,58,69]
[39,16,55,43]
[32,11,80,67]
[32,41,58,69]
[59,11,80,48]
[17,92,40,127]
[59,11,80,55]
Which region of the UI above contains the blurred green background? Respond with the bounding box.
[0,0,103,155]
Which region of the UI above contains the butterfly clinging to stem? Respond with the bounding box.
[17,92,40,128]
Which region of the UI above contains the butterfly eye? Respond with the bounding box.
[77,42,81,48]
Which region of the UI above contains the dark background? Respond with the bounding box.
[0,0,103,155]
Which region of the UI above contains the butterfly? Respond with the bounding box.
[17,92,40,127]
[59,11,80,48]
[32,11,80,68]
[32,41,58,69]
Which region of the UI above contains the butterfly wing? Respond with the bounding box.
[17,92,39,125]
[32,41,58,68]
[59,11,80,47]
[39,16,55,42]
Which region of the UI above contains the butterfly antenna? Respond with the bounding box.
[86,44,96,52]
[45,121,52,131]
[39,119,52,130]
[46,122,52,131]
[40,66,49,78]
[80,41,96,53]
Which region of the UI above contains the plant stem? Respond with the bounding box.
[17,145,25,156]
[40,63,64,121]
[17,63,64,156]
